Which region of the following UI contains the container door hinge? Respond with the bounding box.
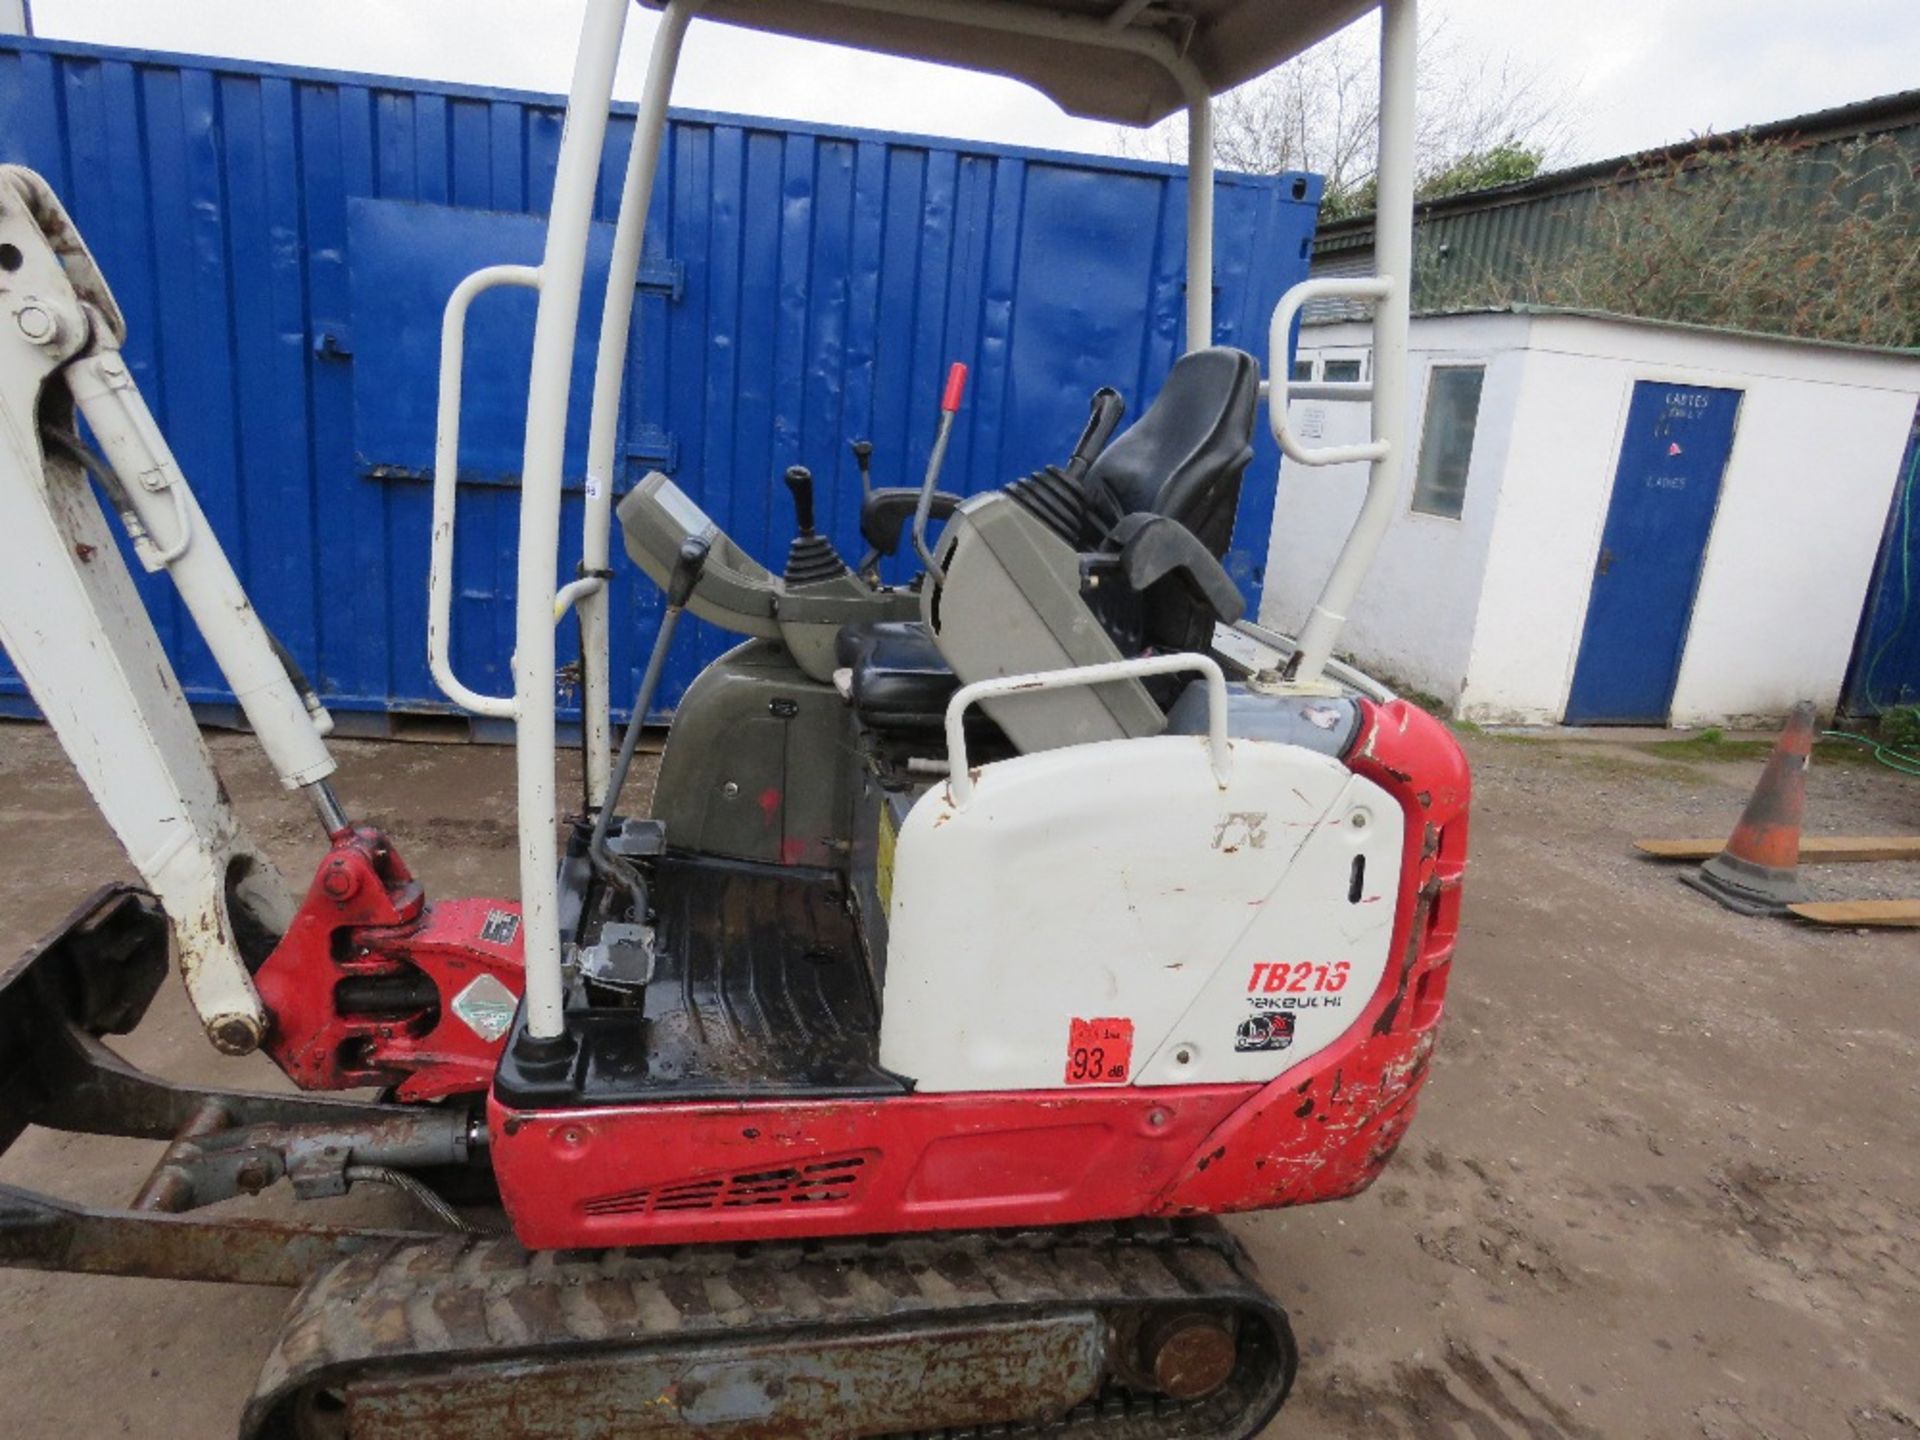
[636,258,684,301]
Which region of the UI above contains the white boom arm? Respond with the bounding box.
[0,167,344,1054]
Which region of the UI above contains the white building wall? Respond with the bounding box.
[1260,312,1529,705]
[1261,310,1920,727]
[1459,341,1627,722]
[1472,315,1920,724]
[1645,347,1918,726]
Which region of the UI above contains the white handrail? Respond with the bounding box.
[1284,0,1417,687]
[428,262,539,720]
[943,653,1231,807]
[512,0,633,1044]
[1267,275,1393,467]
[1267,0,1420,691]
[574,0,701,807]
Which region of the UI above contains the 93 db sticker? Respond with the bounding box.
[1065,1017,1134,1086]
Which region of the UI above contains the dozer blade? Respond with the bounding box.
[0,887,463,1289]
[0,885,170,1155]
[244,1223,1296,1440]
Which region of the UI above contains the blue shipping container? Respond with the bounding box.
[0,36,1321,725]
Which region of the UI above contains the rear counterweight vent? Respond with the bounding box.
[583,1153,872,1217]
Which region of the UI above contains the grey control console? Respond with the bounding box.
[618,471,919,682]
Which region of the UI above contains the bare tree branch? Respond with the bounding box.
[1117,12,1575,215]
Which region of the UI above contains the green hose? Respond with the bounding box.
[1820,729,1920,777]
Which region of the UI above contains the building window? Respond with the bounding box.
[1289,359,1314,383]
[1410,365,1486,520]
[1323,357,1364,383]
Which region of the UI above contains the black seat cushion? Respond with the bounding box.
[1085,347,1262,558]
[838,621,963,731]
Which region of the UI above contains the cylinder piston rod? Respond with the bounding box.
[307,780,350,838]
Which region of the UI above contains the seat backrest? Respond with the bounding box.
[1085,347,1262,556]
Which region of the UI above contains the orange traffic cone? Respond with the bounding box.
[1682,700,1815,915]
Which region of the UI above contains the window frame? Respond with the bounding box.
[1407,360,1488,523]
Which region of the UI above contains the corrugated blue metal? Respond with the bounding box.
[0,36,1321,722]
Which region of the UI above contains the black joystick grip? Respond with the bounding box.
[667,534,711,608]
[784,465,817,535]
[1068,387,1127,479]
[779,463,851,586]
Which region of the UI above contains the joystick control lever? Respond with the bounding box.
[851,440,875,500]
[784,465,819,535]
[781,464,852,586]
[1067,387,1126,481]
[912,362,968,583]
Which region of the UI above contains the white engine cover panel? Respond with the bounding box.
[878,735,1403,1093]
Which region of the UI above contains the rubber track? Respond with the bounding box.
[243,1219,1295,1440]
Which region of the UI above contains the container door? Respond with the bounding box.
[1565,382,1743,724]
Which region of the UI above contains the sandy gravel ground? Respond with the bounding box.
[0,719,1913,1439]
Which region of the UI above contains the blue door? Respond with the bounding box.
[1565,382,1743,724]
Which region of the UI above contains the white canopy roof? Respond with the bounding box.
[645,0,1379,126]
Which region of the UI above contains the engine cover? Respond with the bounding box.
[878,723,1404,1092]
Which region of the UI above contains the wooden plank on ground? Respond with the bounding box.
[1635,836,1920,864]
[1787,899,1920,928]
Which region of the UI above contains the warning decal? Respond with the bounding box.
[1065,1017,1134,1086]
[480,909,521,946]
[451,974,519,1043]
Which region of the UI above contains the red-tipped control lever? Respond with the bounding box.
[914,361,969,580]
[941,361,969,414]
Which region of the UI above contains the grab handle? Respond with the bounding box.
[428,263,541,718]
[943,652,1230,806]
[1267,276,1393,467]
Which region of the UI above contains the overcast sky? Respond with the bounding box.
[21,1,1920,169]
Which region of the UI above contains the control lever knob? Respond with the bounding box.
[667,534,711,608]
[784,465,817,535]
[1067,386,1126,480]
[850,441,875,499]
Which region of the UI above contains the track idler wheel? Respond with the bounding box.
[1142,1312,1242,1401]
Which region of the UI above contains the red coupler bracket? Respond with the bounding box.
[253,829,524,1102]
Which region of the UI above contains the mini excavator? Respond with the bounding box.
[0,1,1466,1435]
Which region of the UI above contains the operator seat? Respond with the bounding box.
[1073,345,1262,653]
[1083,347,1261,553]
[842,347,1262,751]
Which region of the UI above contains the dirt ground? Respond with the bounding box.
[0,717,1914,1439]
